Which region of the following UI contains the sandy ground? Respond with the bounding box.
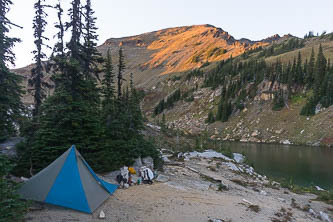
[25,157,333,222]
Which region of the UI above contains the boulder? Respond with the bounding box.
[280,139,292,145]
[240,138,249,142]
[184,150,232,161]
[251,130,260,137]
[315,186,325,191]
[162,156,171,163]
[309,208,318,218]
[260,190,267,196]
[156,174,169,183]
[320,211,332,222]
[275,129,284,134]
[133,157,143,169]
[233,153,245,163]
[208,219,224,222]
[249,137,260,143]
[315,104,322,114]
[225,162,241,172]
[142,156,154,169]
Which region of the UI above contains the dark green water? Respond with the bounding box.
[221,142,333,190]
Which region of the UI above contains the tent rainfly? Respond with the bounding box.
[18,145,118,213]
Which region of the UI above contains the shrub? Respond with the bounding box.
[206,110,215,124]
[300,97,316,116]
[0,155,28,222]
[272,92,285,111]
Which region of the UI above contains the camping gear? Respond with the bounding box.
[131,175,139,185]
[17,145,118,214]
[120,166,129,181]
[140,167,154,184]
[116,174,125,184]
[128,167,136,174]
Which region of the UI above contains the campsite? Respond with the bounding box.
[1,0,333,222]
[19,147,332,222]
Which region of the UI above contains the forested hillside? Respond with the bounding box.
[147,34,333,146]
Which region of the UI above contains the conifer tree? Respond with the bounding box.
[101,48,115,110]
[0,0,23,141]
[272,89,285,111]
[82,0,102,79]
[289,57,297,85]
[117,46,125,99]
[48,2,65,87]
[295,51,303,85]
[282,61,291,84]
[324,71,333,107]
[206,110,215,123]
[306,47,315,87]
[128,72,143,132]
[314,44,327,99]
[29,0,50,117]
[161,113,167,132]
[101,47,116,133]
[25,0,102,173]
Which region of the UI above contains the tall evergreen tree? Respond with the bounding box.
[82,0,102,79]
[295,51,303,85]
[67,0,82,60]
[0,0,24,141]
[48,2,65,90]
[314,44,327,99]
[127,72,143,134]
[289,57,297,85]
[306,47,315,87]
[24,0,102,173]
[29,0,50,117]
[101,48,115,128]
[117,46,125,99]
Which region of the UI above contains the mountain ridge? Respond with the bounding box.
[99,24,289,80]
[15,24,293,104]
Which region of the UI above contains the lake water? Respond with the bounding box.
[221,142,333,190]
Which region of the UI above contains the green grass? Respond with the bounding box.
[290,94,306,105]
[279,178,333,205]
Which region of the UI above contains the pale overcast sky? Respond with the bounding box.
[7,0,333,68]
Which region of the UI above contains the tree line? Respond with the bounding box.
[203,44,333,122]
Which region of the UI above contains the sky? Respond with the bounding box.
[7,0,333,69]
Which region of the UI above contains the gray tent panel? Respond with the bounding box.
[18,149,71,202]
[76,152,109,212]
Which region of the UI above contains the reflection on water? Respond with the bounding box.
[222,142,333,189]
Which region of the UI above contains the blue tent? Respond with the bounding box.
[18,145,118,213]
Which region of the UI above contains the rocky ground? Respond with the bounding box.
[24,150,332,222]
